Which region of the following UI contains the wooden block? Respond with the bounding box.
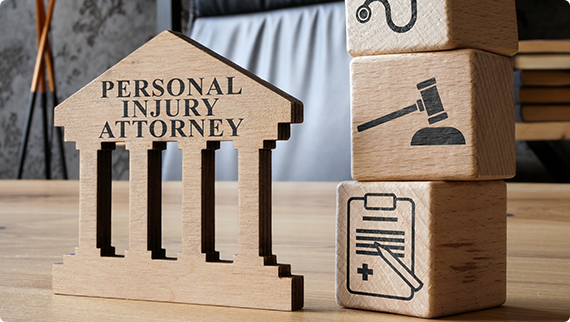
[351,49,515,181]
[336,180,507,318]
[345,0,518,57]
[53,31,304,311]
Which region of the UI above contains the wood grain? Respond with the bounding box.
[345,0,518,57]
[53,31,304,311]
[0,181,569,321]
[336,180,507,318]
[351,49,515,181]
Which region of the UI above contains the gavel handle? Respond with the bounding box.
[357,104,418,132]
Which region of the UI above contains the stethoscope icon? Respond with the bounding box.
[356,0,417,33]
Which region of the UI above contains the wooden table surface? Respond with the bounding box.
[0,180,568,321]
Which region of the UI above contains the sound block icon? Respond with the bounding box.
[411,127,465,146]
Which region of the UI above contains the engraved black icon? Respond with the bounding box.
[356,0,417,33]
[357,78,466,146]
[374,242,423,293]
[358,263,374,281]
[347,193,423,300]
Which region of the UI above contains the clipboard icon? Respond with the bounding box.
[346,193,423,300]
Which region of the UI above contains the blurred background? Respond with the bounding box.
[0,0,569,182]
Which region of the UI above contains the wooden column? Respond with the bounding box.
[76,142,100,256]
[178,140,219,260]
[125,141,165,259]
[235,142,274,264]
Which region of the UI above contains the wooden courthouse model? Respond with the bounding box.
[53,31,304,311]
[337,1,518,318]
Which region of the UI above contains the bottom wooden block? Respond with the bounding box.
[53,252,303,311]
[336,180,506,318]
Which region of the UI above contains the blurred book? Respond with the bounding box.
[518,104,570,122]
[519,87,570,103]
[521,71,570,86]
[514,54,570,70]
[518,40,570,53]
[514,40,570,132]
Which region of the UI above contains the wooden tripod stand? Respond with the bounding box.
[16,0,67,179]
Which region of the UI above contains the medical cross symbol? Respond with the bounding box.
[357,263,373,281]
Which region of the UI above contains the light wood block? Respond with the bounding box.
[336,180,507,318]
[53,31,304,311]
[345,0,518,57]
[351,49,515,181]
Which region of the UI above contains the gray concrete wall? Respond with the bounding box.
[0,0,157,179]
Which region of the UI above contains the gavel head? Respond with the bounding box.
[416,78,448,125]
[411,78,466,146]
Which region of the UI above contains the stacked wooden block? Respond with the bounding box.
[336,1,518,318]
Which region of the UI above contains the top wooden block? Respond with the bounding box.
[346,0,518,57]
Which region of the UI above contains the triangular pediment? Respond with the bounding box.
[55,31,302,146]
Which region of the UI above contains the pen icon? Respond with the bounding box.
[374,242,423,292]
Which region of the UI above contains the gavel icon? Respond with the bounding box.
[357,78,466,146]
